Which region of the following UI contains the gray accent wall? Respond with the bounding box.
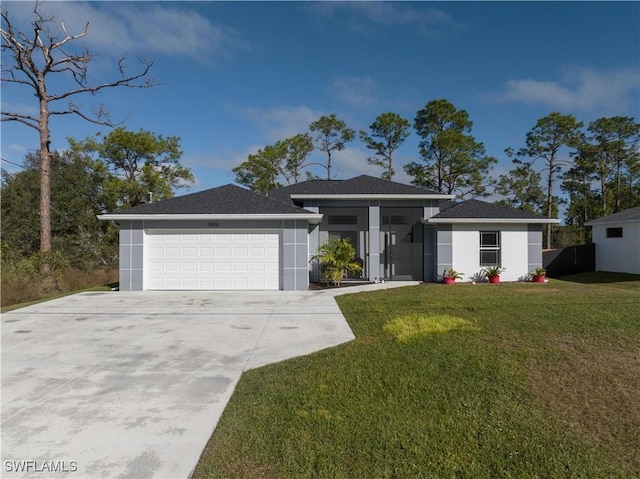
[435,225,453,280]
[527,224,543,274]
[119,220,144,291]
[282,219,310,291]
[423,225,436,282]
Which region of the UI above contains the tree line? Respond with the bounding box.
[1,129,195,272]
[234,100,639,249]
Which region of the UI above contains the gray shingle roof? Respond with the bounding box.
[432,199,551,220]
[586,206,640,225]
[267,175,442,202]
[108,184,314,215]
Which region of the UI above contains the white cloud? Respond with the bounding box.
[1,101,39,116]
[330,76,379,107]
[5,2,251,61]
[331,147,380,179]
[307,2,459,35]
[237,105,320,142]
[491,67,639,115]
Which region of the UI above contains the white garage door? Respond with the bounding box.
[144,231,280,290]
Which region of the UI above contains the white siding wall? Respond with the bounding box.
[592,222,640,274]
[452,224,530,282]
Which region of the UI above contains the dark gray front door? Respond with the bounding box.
[381,208,421,281]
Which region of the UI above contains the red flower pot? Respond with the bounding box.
[488,276,500,284]
[532,275,545,283]
[443,277,456,285]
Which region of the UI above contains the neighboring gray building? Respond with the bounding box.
[99,175,557,290]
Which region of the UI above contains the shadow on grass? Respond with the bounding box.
[557,272,640,284]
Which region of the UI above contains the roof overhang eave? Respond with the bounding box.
[424,217,561,224]
[97,213,324,224]
[290,194,454,200]
[585,218,639,227]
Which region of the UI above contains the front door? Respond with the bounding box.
[381,208,416,280]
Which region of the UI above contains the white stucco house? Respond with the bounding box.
[98,175,559,290]
[585,206,640,275]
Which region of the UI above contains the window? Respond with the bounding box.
[606,227,623,238]
[382,215,409,225]
[328,215,358,225]
[479,231,501,267]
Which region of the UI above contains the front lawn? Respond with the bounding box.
[194,273,640,478]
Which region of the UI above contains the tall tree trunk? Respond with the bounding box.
[38,82,52,273]
[545,161,554,249]
[615,160,622,212]
[327,150,332,180]
[600,151,608,215]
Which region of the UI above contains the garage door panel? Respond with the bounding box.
[144,231,280,290]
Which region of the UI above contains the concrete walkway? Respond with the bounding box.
[1,282,418,478]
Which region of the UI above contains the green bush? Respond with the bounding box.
[311,238,362,286]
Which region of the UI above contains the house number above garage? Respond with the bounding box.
[207,221,220,227]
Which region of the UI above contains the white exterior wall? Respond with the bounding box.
[592,222,640,274]
[452,224,530,282]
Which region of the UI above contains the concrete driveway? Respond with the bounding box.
[1,283,417,478]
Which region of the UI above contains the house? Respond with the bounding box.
[585,206,640,275]
[98,175,558,291]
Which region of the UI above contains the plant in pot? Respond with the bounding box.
[442,268,464,285]
[482,266,505,284]
[531,267,546,283]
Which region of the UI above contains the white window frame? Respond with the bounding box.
[479,231,501,267]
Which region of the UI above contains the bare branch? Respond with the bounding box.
[50,57,157,102]
[1,112,39,130]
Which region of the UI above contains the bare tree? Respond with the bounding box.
[1,2,156,263]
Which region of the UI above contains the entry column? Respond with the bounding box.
[368,202,381,281]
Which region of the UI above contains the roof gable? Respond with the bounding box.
[429,199,558,223]
[585,206,640,225]
[267,175,446,201]
[105,184,314,216]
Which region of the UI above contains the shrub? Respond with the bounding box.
[311,238,362,286]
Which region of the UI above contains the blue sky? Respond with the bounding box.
[2,1,639,206]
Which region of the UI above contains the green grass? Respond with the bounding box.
[193,272,640,478]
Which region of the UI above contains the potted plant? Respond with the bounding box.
[482,266,505,284]
[442,268,464,284]
[531,267,546,283]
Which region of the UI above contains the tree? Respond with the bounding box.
[280,133,314,184]
[233,133,313,192]
[1,2,156,260]
[585,116,640,213]
[233,143,285,193]
[404,99,496,198]
[1,150,116,268]
[494,165,545,213]
[69,128,193,210]
[506,112,583,248]
[359,112,410,180]
[309,114,355,180]
[561,149,600,243]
